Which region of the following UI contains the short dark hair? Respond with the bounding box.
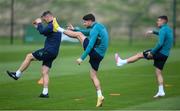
[41,11,53,17]
[158,15,168,22]
[82,13,95,22]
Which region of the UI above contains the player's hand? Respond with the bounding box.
[76,58,83,65]
[145,30,153,37]
[32,18,42,28]
[32,20,36,25]
[35,18,42,24]
[147,51,153,59]
[32,21,38,28]
[67,23,74,30]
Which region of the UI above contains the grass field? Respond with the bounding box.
[0,38,180,110]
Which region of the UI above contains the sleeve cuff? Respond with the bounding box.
[80,54,86,61]
[151,49,155,54]
[80,56,84,61]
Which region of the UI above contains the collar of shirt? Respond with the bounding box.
[160,23,168,29]
[87,22,97,29]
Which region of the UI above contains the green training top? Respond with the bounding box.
[152,24,173,56]
[75,22,109,60]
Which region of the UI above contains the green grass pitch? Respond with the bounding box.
[0,38,180,110]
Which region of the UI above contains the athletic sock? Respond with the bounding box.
[57,27,65,33]
[97,89,103,97]
[16,70,21,78]
[158,85,164,93]
[42,88,48,95]
[119,59,127,65]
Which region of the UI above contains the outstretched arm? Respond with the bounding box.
[74,28,90,36]
[57,25,86,44]
[67,23,90,36]
[145,29,159,37]
[153,30,159,35]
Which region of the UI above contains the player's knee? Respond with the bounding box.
[26,53,34,60]
[41,70,48,75]
[76,32,83,37]
[90,74,94,79]
[90,72,97,79]
[136,53,143,58]
[156,68,162,74]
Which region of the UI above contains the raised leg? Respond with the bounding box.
[64,30,86,45]
[126,52,144,63]
[18,53,36,72]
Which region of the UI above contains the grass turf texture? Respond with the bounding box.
[0,38,180,110]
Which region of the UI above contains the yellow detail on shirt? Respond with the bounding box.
[53,18,60,32]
